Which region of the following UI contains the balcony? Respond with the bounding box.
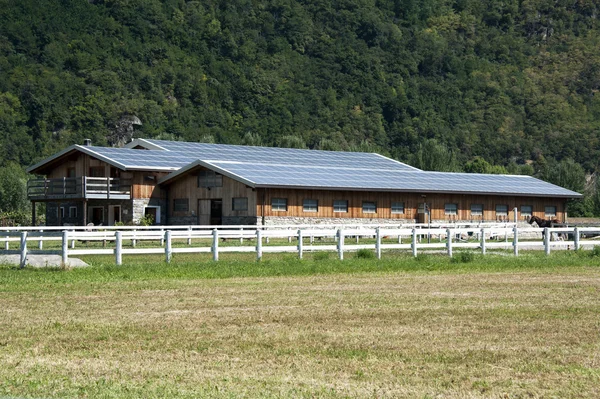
[27,177,132,201]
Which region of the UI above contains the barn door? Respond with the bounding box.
[198,199,211,225]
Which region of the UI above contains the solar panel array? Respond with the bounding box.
[84,139,581,198]
[206,161,581,197]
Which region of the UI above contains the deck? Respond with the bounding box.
[27,177,131,201]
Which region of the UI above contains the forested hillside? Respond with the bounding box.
[1,0,600,218]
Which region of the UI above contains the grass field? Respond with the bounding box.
[1,251,600,398]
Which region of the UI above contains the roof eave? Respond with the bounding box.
[158,160,257,187]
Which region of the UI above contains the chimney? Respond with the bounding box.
[83,139,92,146]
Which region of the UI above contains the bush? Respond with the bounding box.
[355,249,375,259]
[452,251,475,264]
[590,246,600,258]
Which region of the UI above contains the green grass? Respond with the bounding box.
[1,252,600,398]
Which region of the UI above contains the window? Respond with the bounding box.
[59,207,65,219]
[362,201,376,213]
[496,204,508,216]
[444,203,458,215]
[89,166,105,177]
[545,206,557,217]
[521,205,533,217]
[471,204,483,216]
[391,202,404,214]
[198,170,223,188]
[173,199,189,212]
[69,206,77,218]
[67,167,76,178]
[334,200,348,213]
[303,199,318,212]
[272,198,287,212]
[232,197,248,211]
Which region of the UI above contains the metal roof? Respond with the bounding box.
[28,139,582,198]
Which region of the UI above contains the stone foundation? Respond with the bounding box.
[132,198,166,225]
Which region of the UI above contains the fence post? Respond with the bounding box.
[212,229,219,261]
[71,233,75,249]
[62,230,69,266]
[337,228,344,260]
[256,229,262,261]
[38,229,43,250]
[188,226,192,246]
[115,231,122,266]
[19,231,27,269]
[481,228,486,255]
[376,227,381,259]
[240,227,244,244]
[412,228,417,257]
[513,226,519,257]
[160,228,164,246]
[132,229,137,247]
[446,228,453,258]
[544,228,550,255]
[574,227,580,250]
[4,233,8,251]
[288,227,292,243]
[165,230,172,263]
[297,229,303,260]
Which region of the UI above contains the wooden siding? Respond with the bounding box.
[256,188,567,222]
[167,169,257,219]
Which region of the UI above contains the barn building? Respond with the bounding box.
[26,139,582,226]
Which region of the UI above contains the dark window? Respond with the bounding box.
[69,206,77,218]
[173,199,189,212]
[232,197,248,211]
[521,205,533,217]
[471,204,483,216]
[198,170,223,188]
[496,204,508,216]
[89,167,105,177]
[391,202,404,214]
[545,206,557,217]
[445,203,458,215]
[333,200,348,213]
[362,201,376,213]
[272,198,287,212]
[67,167,76,178]
[303,199,318,212]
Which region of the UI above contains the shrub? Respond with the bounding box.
[590,246,600,258]
[355,249,375,259]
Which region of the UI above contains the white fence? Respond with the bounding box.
[3,223,600,267]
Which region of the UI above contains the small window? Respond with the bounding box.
[545,206,557,218]
[496,204,508,216]
[232,197,248,211]
[471,204,483,216]
[89,166,105,177]
[445,203,458,215]
[333,200,348,213]
[303,199,318,212]
[418,203,429,214]
[362,201,376,214]
[173,199,189,212]
[198,170,223,188]
[272,198,287,212]
[67,167,76,178]
[391,202,404,214]
[69,206,77,218]
[521,205,533,217]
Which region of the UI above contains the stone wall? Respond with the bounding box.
[222,216,261,225]
[260,216,418,226]
[132,198,166,225]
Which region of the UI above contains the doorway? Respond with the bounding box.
[144,206,160,225]
[108,205,121,225]
[89,206,104,226]
[198,199,222,225]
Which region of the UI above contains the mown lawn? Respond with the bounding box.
[1,251,600,398]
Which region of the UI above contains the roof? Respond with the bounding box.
[28,139,583,198]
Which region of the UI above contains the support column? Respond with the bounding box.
[82,200,88,226]
[31,201,36,226]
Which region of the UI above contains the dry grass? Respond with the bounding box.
[1,265,600,398]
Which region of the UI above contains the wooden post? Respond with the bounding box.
[337,228,344,260]
[62,230,69,266]
[446,228,453,258]
[513,226,519,257]
[544,228,550,255]
[188,226,192,246]
[165,230,172,263]
[574,227,580,250]
[376,227,381,259]
[256,229,262,261]
[115,231,122,265]
[212,229,219,261]
[297,229,303,260]
[412,228,417,257]
[481,228,486,255]
[32,201,36,226]
[19,231,27,269]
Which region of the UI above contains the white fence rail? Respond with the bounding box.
[3,224,600,267]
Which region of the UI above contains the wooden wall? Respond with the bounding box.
[166,168,257,219]
[256,188,567,222]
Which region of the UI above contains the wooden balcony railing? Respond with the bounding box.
[27,177,131,201]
